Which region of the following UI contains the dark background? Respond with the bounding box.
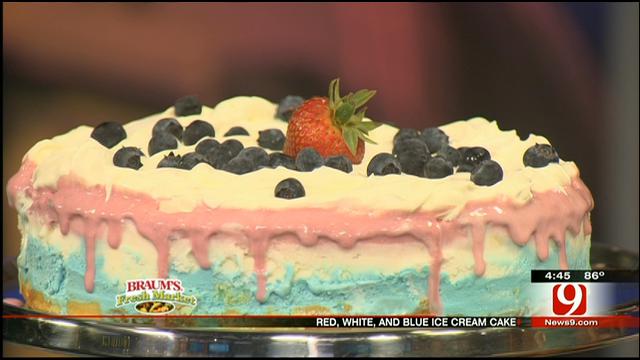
[3,3,638,356]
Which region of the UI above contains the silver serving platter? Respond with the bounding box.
[3,243,638,357]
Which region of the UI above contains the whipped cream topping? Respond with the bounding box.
[22,96,580,217]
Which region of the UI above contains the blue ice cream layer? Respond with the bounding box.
[18,235,589,316]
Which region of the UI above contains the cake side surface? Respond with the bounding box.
[17,213,590,316]
[7,95,594,316]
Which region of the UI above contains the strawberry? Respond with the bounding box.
[283,79,380,164]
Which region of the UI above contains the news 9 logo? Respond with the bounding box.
[552,284,587,315]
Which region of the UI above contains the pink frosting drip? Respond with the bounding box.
[7,160,593,314]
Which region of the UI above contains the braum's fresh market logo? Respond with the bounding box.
[115,279,197,314]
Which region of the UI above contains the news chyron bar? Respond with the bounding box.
[122,269,638,329]
[321,269,638,329]
[24,271,632,328]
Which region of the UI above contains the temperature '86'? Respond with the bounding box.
[584,271,605,281]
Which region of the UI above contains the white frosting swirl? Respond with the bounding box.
[25,96,579,218]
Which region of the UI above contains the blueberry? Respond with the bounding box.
[274,178,306,199]
[179,152,206,170]
[436,145,462,167]
[367,153,401,176]
[397,150,429,177]
[324,156,353,173]
[148,132,178,156]
[223,156,257,174]
[195,138,220,155]
[425,157,453,179]
[458,147,491,173]
[157,152,182,168]
[421,127,449,152]
[183,120,215,146]
[91,122,127,148]
[220,139,244,157]
[393,128,421,147]
[523,143,559,168]
[393,138,429,157]
[392,137,430,177]
[236,147,269,168]
[257,129,286,150]
[295,148,324,172]
[268,152,297,170]
[471,160,503,186]
[206,151,233,169]
[174,95,202,116]
[224,126,249,137]
[152,118,183,140]
[275,96,305,122]
[113,147,144,170]
[205,139,244,168]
